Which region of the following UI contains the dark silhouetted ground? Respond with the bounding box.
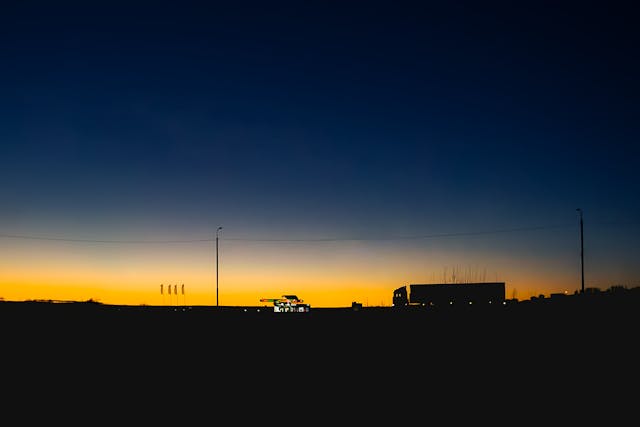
[2,289,637,422]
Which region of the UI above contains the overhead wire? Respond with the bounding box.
[0,223,578,244]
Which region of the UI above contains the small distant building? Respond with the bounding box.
[259,295,310,312]
[550,292,568,299]
[393,282,505,307]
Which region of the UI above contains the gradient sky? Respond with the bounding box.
[1,1,639,307]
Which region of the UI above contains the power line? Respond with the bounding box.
[224,224,575,242]
[0,233,212,244]
[0,223,576,244]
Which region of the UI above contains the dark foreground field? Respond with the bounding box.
[2,293,637,421]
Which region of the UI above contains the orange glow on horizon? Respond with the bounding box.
[0,234,630,307]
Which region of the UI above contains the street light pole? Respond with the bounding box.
[576,209,584,294]
[216,226,222,307]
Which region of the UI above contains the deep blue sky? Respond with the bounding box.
[1,1,639,304]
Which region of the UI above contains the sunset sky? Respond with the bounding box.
[1,1,639,307]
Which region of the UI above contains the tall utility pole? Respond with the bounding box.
[216,226,222,307]
[577,209,584,293]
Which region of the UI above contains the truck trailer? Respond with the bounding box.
[393,282,505,307]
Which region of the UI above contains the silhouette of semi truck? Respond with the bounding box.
[393,282,505,307]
